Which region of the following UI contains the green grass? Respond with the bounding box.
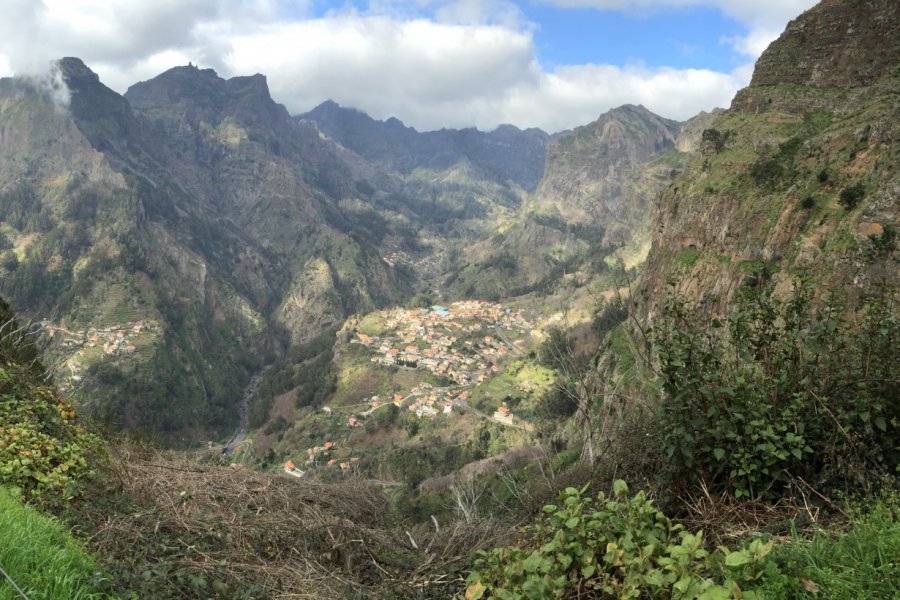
[0,489,113,599]
[675,248,700,268]
[761,498,900,599]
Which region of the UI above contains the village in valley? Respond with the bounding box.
[278,300,545,478]
[41,319,158,390]
[350,300,536,424]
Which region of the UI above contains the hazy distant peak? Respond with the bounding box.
[300,100,550,191]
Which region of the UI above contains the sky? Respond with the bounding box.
[0,0,818,133]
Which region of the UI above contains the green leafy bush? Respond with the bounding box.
[466,481,776,599]
[654,287,898,499]
[701,128,727,154]
[838,183,865,210]
[0,300,105,503]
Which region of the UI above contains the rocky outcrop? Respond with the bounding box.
[438,104,698,300]
[733,0,900,112]
[534,104,681,223]
[675,109,723,154]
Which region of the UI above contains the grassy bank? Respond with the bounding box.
[0,489,111,600]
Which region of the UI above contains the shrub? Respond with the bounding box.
[653,286,899,500]
[701,128,727,154]
[0,300,105,504]
[466,481,777,599]
[839,183,865,210]
[865,224,897,262]
[750,157,784,187]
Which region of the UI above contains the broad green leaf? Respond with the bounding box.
[523,551,542,573]
[724,549,751,567]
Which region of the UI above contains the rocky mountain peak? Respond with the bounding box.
[582,104,681,162]
[125,65,290,129]
[57,56,101,86]
[53,56,145,159]
[532,103,685,235]
[300,102,550,191]
[748,0,900,89]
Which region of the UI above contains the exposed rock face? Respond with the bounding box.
[732,0,900,113]
[640,0,900,318]
[749,0,900,88]
[534,104,681,224]
[439,104,699,300]
[675,110,723,154]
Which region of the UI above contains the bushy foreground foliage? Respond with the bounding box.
[60,443,511,599]
[654,286,898,500]
[0,300,104,503]
[466,481,776,599]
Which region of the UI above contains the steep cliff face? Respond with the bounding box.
[534,105,681,224]
[744,0,900,89]
[639,0,899,317]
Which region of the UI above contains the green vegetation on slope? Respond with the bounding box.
[0,488,112,600]
[468,481,777,600]
[760,496,900,598]
[655,285,898,500]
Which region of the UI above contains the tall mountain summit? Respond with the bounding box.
[0,60,417,441]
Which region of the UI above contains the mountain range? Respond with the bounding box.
[0,57,696,442]
[1,0,896,446]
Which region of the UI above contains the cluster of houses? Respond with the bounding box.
[46,320,153,357]
[284,440,361,477]
[397,383,470,418]
[353,301,532,387]
[42,320,156,390]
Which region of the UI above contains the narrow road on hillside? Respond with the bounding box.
[493,323,524,356]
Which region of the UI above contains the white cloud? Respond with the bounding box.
[0,0,813,132]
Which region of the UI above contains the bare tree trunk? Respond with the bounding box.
[578,390,595,465]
